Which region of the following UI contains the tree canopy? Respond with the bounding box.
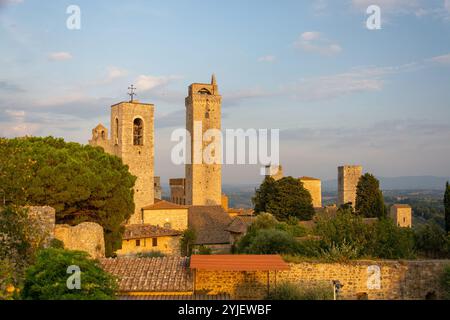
[444,182,450,233]
[0,137,136,256]
[355,173,386,218]
[253,176,315,221]
[21,248,117,300]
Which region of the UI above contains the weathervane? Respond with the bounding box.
[128,85,137,102]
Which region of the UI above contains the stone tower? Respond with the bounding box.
[89,100,155,225]
[337,165,362,207]
[185,75,222,206]
[299,177,322,208]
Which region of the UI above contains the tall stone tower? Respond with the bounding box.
[185,75,222,206]
[337,165,362,207]
[98,100,155,224]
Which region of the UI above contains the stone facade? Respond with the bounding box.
[26,206,56,248]
[118,235,181,256]
[54,222,105,259]
[170,178,186,205]
[154,176,162,200]
[89,100,155,224]
[299,177,322,208]
[194,260,450,300]
[390,204,412,228]
[142,205,189,231]
[185,75,222,206]
[337,165,362,207]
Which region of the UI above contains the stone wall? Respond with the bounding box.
[142,208,188,231]
[299,178,322,208]
[117,235,181,256]
[26,206,56,247]
[54,222,105,259]
[194,260,450,300]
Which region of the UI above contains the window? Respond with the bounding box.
[152,238,157,247]
[133,118,144,146]
[135,239,141,247]
[115,118,119,144]
[101,130,105,139]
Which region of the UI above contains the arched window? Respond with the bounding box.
[133,118,143,146]
[101,130,105,139]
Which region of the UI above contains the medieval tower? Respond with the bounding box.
[337,165,362,207]
[185,75,222,205]
[90,99,155,224]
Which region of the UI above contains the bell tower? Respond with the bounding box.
[110,99,155,224]
[185,75,222,206]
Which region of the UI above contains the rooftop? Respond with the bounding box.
[142,199,189,210]
[299,176,321,181]
[100,257,193,293]
[190,255,289,271]
[188,206,232,245]
[123,224,182,240]
[226,215,255,234]
[391,204,412,209]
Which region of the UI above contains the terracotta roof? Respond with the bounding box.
[299,176,321,181]
[391,204,412,209]
[142,199,189,210]
[101,257,193,292]
[119,293,230,300]
[226,216,255,234]
[190,255,289,271]
[227,208,255,215]
[123,224,182,240]
[188,206,232,245]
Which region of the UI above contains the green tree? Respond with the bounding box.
[253,177,315,221]
[445,182,450,233]
[180,228,196,256]
[21,248,117,300]
[414,222,449,258]
[0,137,136,256]
[441,265,450,300]
[243,229,298,254]
[355,173,386,218]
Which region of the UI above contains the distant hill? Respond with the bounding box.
[322,176,450,191]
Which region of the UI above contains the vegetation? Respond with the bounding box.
[253,176,315,221]
[21,248,117,300]
[414,223,450,258]
[445,182,450,233]
[355,173,387,218]
[441,265,450,300]
[136,251,165,258]
[265,282,333,300]
[180,228,197,256]
[0,137,136,256]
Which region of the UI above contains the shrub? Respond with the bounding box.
[414,223,449,258]
[242,229,298,254]
[320,240,360,263]
[21,248,117,300]
[197,245,212,255]
[266,282,333,300]
[441,265,450,300]
[180,228,197,256]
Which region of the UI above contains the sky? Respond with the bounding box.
[1,0,450,185]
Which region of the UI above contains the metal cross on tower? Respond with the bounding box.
[128,85,137,102]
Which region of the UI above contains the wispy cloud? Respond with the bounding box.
[294,31,342,56]
[428,53,450,65]
[258,55,276,63]
[48,52,73,61]
[135,74,182,91]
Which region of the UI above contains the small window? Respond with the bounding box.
[133,118,144,146]
[152,238,157,247]
[135,239,141,247]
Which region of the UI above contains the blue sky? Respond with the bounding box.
[1,0,450,184]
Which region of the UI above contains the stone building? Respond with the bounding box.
[154,176,162,200]
[299,176,322,208]
[116,224,182,256]
[170,178,186,205]
[141,199,189,230]
[337,165,362,207]
[89,100,155,224]
[390,204,412,228]
[185,75,222,206]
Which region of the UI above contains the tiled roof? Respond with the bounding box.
[190,254,290,271]
[299,176,321,181]
[226,216,255,234]
[123,224,182,240]
[100,257,193,292]
[142,199,189,210]
[188,206,232,245]
[227,208,255,215]
[119,293,230,300]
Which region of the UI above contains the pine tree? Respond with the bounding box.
[444,182,450,233]
[355,173,386,218]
